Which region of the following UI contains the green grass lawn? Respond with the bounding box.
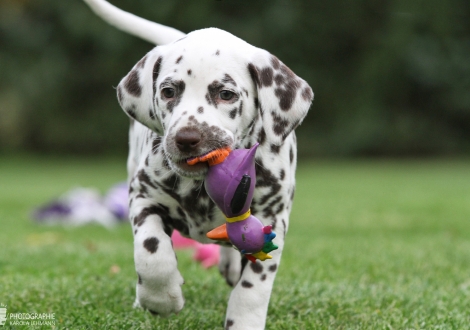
[1,156,470,329]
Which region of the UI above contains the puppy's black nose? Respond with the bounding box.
[175,127,201,152]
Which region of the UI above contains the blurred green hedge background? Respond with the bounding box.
[1,0,469,157]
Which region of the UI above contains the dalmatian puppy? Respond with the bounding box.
[83,1,313,329]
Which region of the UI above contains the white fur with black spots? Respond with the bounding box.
[83,1,313,328]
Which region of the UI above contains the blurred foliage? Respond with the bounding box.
[0,0,469,157]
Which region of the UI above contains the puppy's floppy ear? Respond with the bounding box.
[117,49,165,135]
[247,50,313,145]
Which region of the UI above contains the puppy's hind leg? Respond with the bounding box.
[219,246,243,287]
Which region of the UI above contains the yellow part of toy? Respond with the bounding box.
[225,209,251,223]
[251,251,272,261]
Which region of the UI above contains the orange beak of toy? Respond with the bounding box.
[187,146,231,166]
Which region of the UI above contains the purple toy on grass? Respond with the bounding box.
[187,143,278,262]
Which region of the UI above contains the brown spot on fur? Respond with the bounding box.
[302,86,313,101]
[260,67,274,87]
[206,80,224,108]
[250,261,263,274]
[271,55,281,70]
[271,111,290,136]
[143,237,159,254]
[248,63,260,87]
[274,74,285,86]
[241,280,253,288]
[229,108,237,119]
[222,73,237,86]
[257,128,266,145]
[225,319,234,329]
[166,80,186,113]
[275,83,299,111]
[153,56,163,96]
[270,144,281,154]
[124,70,142,97]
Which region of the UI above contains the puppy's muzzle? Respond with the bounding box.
[175,127,201,153]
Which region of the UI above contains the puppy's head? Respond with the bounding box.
[117,28,313,179]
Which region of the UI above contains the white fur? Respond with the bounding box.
[83,0,185,45]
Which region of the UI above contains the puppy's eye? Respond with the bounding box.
[219,90,235,101]
[162,88,175,99]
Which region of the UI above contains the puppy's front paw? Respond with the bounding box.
[135,275,185,317]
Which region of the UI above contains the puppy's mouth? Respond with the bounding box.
[168,149,222,178]
[175,157,209,174]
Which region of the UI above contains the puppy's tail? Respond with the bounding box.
[83,0,186,45]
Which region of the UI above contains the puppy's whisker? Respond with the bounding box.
[195,184,202,199]
[254,160,268,170]
[172,174,180,191]
[182,179,195,192]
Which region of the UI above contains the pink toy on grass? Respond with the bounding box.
[171,230,220,268]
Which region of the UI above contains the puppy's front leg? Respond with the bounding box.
[224,221,285,330]
[130,199,185,317]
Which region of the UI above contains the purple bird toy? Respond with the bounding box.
[187,143,278,263]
